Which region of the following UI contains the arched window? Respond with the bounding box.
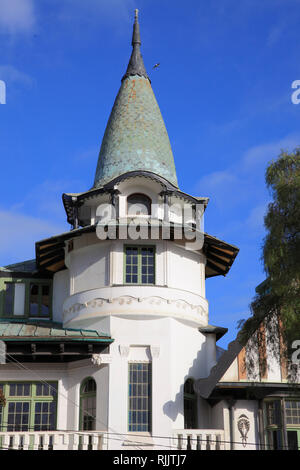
[80,378,96,431]
[127,193,151,216]
[184,379,197,429]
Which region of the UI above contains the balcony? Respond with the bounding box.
[173,429,225,450]
[63,285,208,327]
[0,431,105,450]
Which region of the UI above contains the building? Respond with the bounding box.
[0,11,298,451]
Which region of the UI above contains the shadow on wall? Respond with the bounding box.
[162,340,212,427]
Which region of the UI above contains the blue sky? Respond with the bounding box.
[1,0,300,348]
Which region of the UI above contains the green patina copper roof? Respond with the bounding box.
[93,10,178,189]
[1,259,37,273]
[0,320,113,343]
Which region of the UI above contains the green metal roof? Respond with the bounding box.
[0,259,37,273]
[0,321,113,343]
[93,13,178,189]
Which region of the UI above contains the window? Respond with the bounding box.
[1,280,52,319]
[127,194,151,216]
[30,283,50,317]
[266,400,281,426]
[285,400,300,425]
[184,379,197,429]
[124,246,155,284]
[80,378,96,431]
[128,363,152,432]
[265,399,300,450]
[0,382,57,432]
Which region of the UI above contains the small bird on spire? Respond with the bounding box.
[153,63,160,70]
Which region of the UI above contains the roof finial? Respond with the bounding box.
[122,9,148,81]
[132,8,141,46]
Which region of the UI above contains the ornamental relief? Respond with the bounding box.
[63,295,207,318]
[237,414,250,447]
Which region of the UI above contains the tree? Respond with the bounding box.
[239,148,300,356]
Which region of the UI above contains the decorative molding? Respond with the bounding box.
[237,414,250,447]
[91,354,113,366]
[150,345,160,359]
[63,295,207,317]
[119,345,130,357]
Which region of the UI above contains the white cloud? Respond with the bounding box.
[10,178,85,219]
[241,133,300,172]
[197,133,300,208]
[245,204,267,232]
[0,209,66,265]
[0,0,36,34]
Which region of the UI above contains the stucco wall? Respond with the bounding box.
[52,269,70,323]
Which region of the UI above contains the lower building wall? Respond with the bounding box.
[219,399,260,450]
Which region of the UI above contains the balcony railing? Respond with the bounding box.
[0,429,225,450]
[0,431,105,450]
[173,429,225,450]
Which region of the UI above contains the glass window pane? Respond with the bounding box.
[30,284,39,316]
[7,401,30,432]
[128,363,151,432]
[41,285,50,316]
[127,194,151,216]
[80,379,96,431]
[3,382,57,432]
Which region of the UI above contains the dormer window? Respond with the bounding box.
[1,280,52,319]
[127,193,151,216]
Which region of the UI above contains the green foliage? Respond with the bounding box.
[242,149,300,350]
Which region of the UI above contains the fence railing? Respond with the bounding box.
[173,429,225,450]
[0,431,105,450]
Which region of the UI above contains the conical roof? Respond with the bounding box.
[93,10,178,189]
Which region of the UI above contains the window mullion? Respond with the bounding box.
[138,247,142,284]
[38,285,42,317]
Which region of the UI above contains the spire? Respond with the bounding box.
[93,11,178,189]
[122,9,149,81]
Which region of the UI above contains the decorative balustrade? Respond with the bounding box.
[173,429,225,450]
[0,431,105,450]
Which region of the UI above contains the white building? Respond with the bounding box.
[0,11,298,451]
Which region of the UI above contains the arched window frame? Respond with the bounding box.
[184,378,198,429]
[79,377,97,431]
[127,193,152,216]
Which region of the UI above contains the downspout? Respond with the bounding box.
[258,399,265,450]
[281,397,288,450]
[227,399,236,450]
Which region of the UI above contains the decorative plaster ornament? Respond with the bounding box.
[237,414,250,447]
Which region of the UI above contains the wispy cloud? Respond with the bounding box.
[197,132,300,208]
[10,178,84,220]
[0,0,36,34]
[196,133,300,245]
[241,133,300,171]
[0,209,65,265]
[266,22,286,47]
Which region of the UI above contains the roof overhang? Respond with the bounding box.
[199,325,228,341]
[0,321,113,363]
[62,171,209,226]
[208,382,300,404]
[35,222,239,277]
